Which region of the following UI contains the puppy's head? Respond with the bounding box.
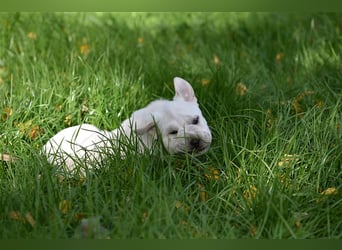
[130,77,212,155]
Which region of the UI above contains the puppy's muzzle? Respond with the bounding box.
[190,138,201,148]
[186,137,210,154]
[179,127,212,155]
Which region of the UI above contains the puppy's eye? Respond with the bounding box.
[192,116,199,125]
[169,130,178,135]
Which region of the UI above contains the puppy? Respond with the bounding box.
[43,77,212,173]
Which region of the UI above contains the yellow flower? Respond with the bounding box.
[1,107,13,121]
[316,100,324,109]
[59,200,72,214]
[278,154,300,168]
[29,125,43,140]
[17,120,43,140]
[64,114,72,126]
[9,211,23,221]
[249,224,257,237]
[292,90,314,116]
[73,213,86,222]
[275,52,284,62]
[213,54,220,65]
[137,37,144,45]
[243,185,257,201]
[141,211,148,222]
[175,200,190,213]
[235,82,248,96]
[24,212,36,228]
[317,187,338,203]
[320,187,337,196]
[9,211,36,228]
[27,32,37,40]
[200,190,209,202]
[201,78,211,86]
[175,200,183,209]
[79,44,91,57]
[204,167,220,180]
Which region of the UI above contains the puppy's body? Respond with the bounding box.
[43,77,212,172]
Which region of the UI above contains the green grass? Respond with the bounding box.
[0,12,342,239]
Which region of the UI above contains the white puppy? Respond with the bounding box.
[43,77,212,173]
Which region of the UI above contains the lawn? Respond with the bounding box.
[0,12,341,239]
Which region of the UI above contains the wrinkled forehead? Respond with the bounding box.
[172,101,202,116]
[157,101,202,127]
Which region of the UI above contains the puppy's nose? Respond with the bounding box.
[190,138,200,148]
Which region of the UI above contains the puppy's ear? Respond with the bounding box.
[173,77,197,103]
[131,108,157,135]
